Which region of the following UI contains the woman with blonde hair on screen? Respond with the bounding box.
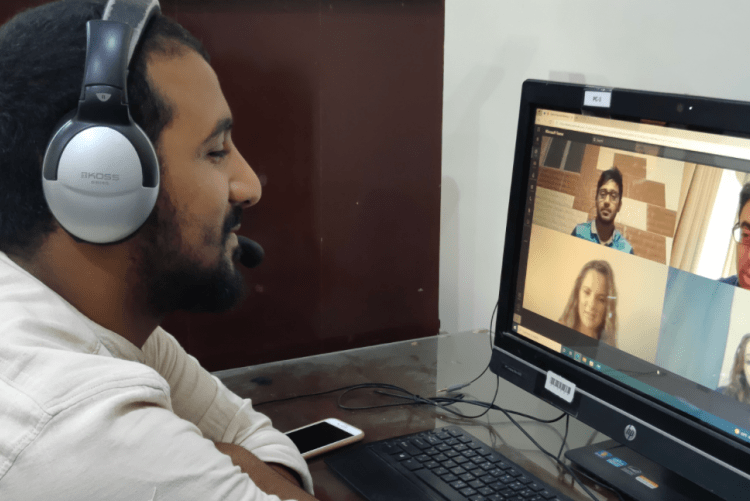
[559,260,618,347]
[720,333,750,404]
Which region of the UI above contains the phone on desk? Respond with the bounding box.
[285,418,364,459]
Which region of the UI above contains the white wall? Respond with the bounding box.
[440,1,750,334]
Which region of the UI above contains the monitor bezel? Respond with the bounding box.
[491,79,750,499]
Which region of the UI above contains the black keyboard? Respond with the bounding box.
[326,425,574,501]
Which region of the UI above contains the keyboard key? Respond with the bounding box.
[468,495,486,501]
[489,481,505,491]
[447,428,463,437]
[401,459,423,471]
[411,438,430,450]
[450,480,468,490]
[441,473,458,483]
[375,442,399,454]
[506,467,522,477]
[433,453,449,462]
[391,452,410,461]
[422,435,442,446]
[454,455,470,465]
[508,481,524,491]
[423,460,440,470]
[478,486,495,496]
[459,487,477,496]
[397,441,421,456]
[450,466,467,476]
[435,431,452,440]
[458,472,476,482]
[415,454,431,463]
[442,459,458,469]
[468,479,484,489]
[527,482,544,492]
[516,475,533,485]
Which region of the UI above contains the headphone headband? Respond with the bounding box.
[103,0,161,65]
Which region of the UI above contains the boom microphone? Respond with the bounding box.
[237,236,264,268]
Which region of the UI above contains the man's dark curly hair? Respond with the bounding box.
[0,0,209,256]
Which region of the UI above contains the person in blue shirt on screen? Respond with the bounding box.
[572,167,634,255]
[720,183,750,289]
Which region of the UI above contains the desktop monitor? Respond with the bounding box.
[490,80,750,500]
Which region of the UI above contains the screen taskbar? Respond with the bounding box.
[514,324,750,446]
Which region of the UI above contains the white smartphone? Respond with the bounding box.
[285,418,364,459]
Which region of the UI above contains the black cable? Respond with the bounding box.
[557,414,569,461]
[440,301,499,393]
[254,383,370,407]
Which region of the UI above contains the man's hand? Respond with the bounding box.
[214,442,318,500]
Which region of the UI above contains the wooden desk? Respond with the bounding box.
[214,331,616,500]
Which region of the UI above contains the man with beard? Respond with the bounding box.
[0,1,315,499]
[572,167,634,255]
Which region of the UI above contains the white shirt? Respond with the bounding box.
[0,252,313,500]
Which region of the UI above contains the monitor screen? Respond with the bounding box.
[491,80,750,499]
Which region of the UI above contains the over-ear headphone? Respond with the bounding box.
[42,0,161,244]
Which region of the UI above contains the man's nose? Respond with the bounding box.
[231,152,262,208]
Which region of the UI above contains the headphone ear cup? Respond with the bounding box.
[43,120,159,244]
[42,1,163,244]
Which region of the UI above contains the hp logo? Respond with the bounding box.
[624,424,637,442]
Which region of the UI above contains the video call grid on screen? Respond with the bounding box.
[512,108,750,444]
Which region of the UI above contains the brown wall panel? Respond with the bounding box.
[160,1,444,370]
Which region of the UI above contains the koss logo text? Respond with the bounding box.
[80,172,120,181]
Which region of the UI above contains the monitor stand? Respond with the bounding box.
[565,440,723,501]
